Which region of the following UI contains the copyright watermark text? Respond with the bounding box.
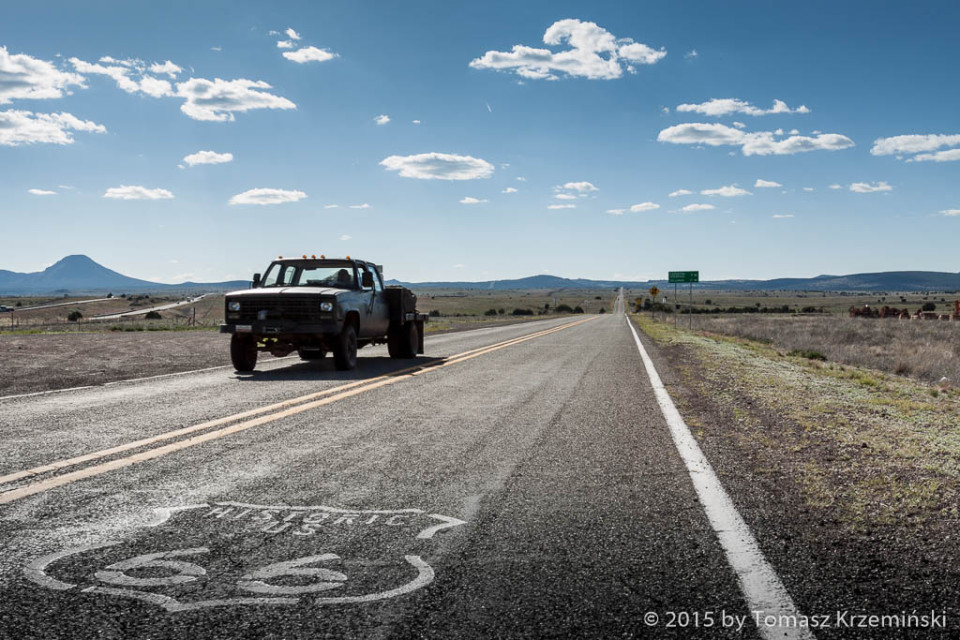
[643,609,948,631]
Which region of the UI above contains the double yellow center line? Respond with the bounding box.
[0,317,595,505]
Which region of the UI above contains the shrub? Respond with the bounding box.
[484,309,498,316]
[67,310,82,322]
[788,349,827,361]
[429,309,441,317]
[599,307,607,314]
[555,304,574,313]
[573,306,584,314]
[145,310,162,320]
[594,296,602,300]
[511,308,535,316]
[497,308,505,315]
[922,302,936,312]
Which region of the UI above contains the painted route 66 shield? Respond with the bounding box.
[24,501,466,612]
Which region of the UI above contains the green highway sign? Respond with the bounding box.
[668,271,699,283]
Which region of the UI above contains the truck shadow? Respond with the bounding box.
[231,356,446,383]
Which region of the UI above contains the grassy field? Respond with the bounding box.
[623,289,959,315]
[684,314,960,385]
[634,313,960,530]
[0,289,621,334]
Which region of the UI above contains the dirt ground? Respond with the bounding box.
[0,316,562,397]
[633,314,960,636]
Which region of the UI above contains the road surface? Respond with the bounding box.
[91,295,208,320]
[0,303,830,638]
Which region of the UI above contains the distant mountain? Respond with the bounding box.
[3,256,959,295]
[0,255,247,295]
[389,271,960,293]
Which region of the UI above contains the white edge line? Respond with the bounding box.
[626,316,815,640]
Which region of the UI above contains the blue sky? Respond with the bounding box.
[2,0,958,283]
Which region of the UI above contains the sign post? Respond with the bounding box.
[668,271,699,329]
[648,286,660,321]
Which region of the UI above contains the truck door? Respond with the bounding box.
[359,262,389,338]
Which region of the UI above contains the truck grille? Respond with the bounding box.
[235,297,326,323]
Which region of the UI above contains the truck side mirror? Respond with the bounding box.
[252,273,261,288]
[361,272,374,288]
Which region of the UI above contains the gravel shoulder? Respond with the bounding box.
[632,313,960,638]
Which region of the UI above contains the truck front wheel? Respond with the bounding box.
[230,334,258,372]
[388,322,418,359]
[333,324,358,370]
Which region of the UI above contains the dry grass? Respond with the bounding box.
[690,314,960,384]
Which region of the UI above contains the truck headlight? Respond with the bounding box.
[228,301,241,311]
[320,301,334,312]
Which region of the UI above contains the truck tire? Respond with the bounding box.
[388,322,418,359]
[298,347,326,360]
[230,334,258,372]
[333,324,358,370]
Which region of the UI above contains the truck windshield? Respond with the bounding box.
[259,263,357,288]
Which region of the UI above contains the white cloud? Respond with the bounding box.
[211,46,222,52]
[871,134,960,158]
[69,57,141,93]
[701,185,751,197]
[148,61,181,78]
[630,202,660,212]
[183,150,233,166]
[138,76,173,97]
[731,121,746,129]
[754,179,782,188]
[380,152,494,180]
[460,196,488,204]
[103,185,174,200]
[374,114,390,126]
[658,122,854,156]
[685,50,698,59]
[349,203,371,209]
[680,203,715,212]
[771,214,794,219]
[452,264,465,268]
[502,187,518,193]
[324,204,339,209]
[560,181,598,192]
[286,28,302,40]
[911,148,960,163]
[849,181,892,193]
[548,203,576,209]
[277,41,294,49]
[554,193,577,200]
[516,176,526,181]
[803,187,815,192]
[0,109,105,146]
[829,184,844,190]
[606,209,626,215]
[229,188,306,205]
[676,98,810,117]
[0,46,86,104]
[176,78,296,121]
[283,47,338,64]
[469,18,665,80]
[940,209,960,217]
[412,119,421,124]
[339,234,351,240]
[668,188,692,197]
[28,188,56,195]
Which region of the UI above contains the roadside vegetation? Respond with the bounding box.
[693,314,960,384]
[634,313,960,532]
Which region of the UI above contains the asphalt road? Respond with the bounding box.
[1,307,798,639]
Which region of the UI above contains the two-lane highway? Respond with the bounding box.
[0,310,804,638]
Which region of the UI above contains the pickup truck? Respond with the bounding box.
[220,256,427,372]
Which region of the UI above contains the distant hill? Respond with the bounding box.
[0,255,247,295]
[2,256,959,295]
[389,271,960,293]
